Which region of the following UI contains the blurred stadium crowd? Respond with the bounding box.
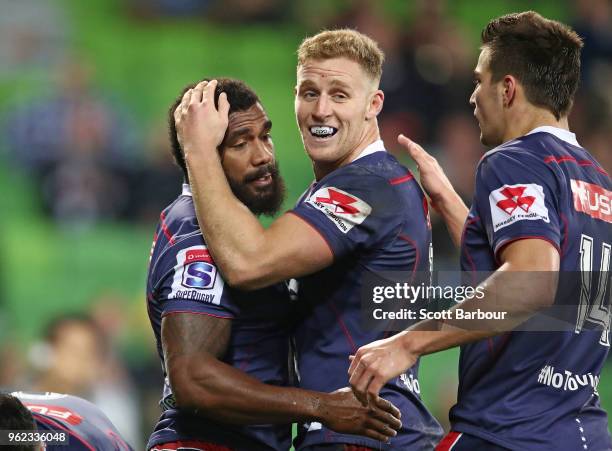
[0,0,609,448]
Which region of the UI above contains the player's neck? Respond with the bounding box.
[502,106,569,143]
[312,123,381,180]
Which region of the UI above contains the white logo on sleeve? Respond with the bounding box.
[168,246,224,304]
[306,186,372,233]
[489,183,549,232]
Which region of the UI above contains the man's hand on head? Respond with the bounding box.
[174,79,231,160]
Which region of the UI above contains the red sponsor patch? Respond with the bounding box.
[496,186,535,215]
[185,248,214,264]
[306,186,372,234]
[315,188,361,215]
[25,404,83,425]
[571,179,612,223]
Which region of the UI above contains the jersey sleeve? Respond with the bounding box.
[475,149,562,259]
[152,235,238,319]
[290,169,403,259]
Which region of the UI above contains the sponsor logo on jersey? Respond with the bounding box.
[537,365,600,395]
[25,404,83,425]
[182,248,216,289]
[570,179,611,223]
[489,183,549,231]
[399,371,421,394]
[169,246,224,305]
[306,186,372,233]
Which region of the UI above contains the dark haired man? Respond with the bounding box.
[0,392,133,450]
[146,78,401,451]
[348,11,612,451]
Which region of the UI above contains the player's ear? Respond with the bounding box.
[502,75,517,108]
[366,90,384,120]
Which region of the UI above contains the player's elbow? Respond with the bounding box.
[167,359,222,412]
[223,263,268,291]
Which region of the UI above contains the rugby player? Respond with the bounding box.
[0,391,133,450]
[348,11,612,451]
[146,78,402,451]
[175,31,443,450]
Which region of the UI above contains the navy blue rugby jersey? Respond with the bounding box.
[146,185,293,451]
[290,140,443,450]
[14,391,133,451]
[454,127,612,450]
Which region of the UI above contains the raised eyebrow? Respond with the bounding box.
[262,119,272,132]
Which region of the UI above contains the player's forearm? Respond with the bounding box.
[403,265,557,357]
[185,148,267,283]
[172,356,327,425]
[431,190,468,248]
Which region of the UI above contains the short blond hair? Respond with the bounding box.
[297,29,385,82]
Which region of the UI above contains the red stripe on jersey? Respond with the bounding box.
[494,235,561,265]
[160,211,176,245]
[150,440,233,451]
[161,310,233,320]
[389,173,414,185]
[435,431,462,451]
[544,155,608,176]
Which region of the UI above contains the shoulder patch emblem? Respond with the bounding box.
[168,246,224,304]
[489,183,549,232]
[306,186,372,233]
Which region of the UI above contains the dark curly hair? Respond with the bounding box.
[168,78,260,182]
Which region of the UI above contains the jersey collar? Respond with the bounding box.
[351,139,386,162]
[182,184,192,196]
[526,126,580,147]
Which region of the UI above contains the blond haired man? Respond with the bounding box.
[175,29,443,450]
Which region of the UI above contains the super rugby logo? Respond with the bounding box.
[307,186,372,233]
[489,183,549,232]
[182,248,216,289]
[169,246,224,305]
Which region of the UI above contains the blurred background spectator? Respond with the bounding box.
[0,0,609,442]
[4,57,140,228]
